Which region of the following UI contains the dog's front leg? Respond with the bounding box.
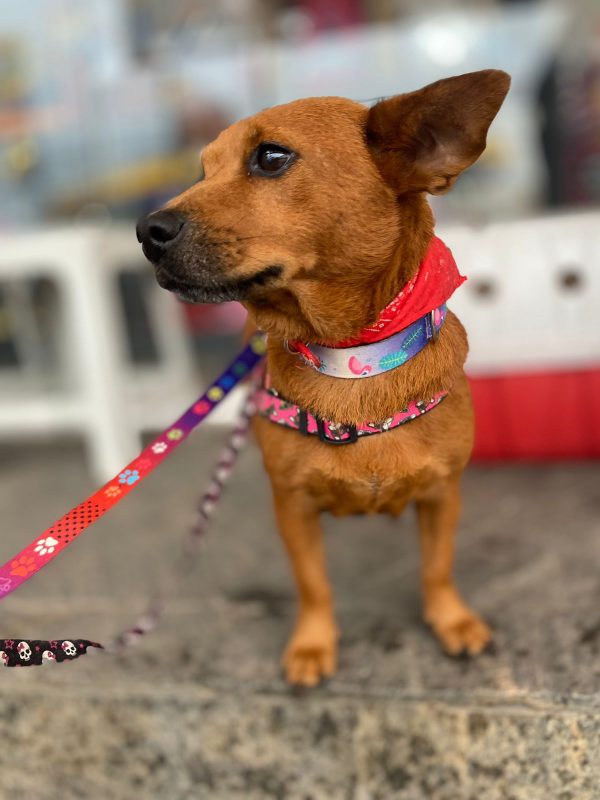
[273,488,339,686]
[416,476,492,657]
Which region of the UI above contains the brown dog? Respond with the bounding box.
[137,69,510,686]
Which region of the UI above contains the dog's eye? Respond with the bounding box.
[249,143,296,178]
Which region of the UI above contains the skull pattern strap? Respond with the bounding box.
[0,639,101,666]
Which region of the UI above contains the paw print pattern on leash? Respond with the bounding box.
[118,469,140,486]
[34,537,59,557]
[10,555,36,577]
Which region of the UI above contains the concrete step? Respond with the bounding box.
[1,433,599,799]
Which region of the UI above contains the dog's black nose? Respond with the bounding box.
[136,210,186,261]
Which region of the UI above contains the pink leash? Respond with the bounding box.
[0,334,266,667]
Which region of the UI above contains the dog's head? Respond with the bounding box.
[137,70,509,341]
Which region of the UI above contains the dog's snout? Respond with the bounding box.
[136,210,187,262]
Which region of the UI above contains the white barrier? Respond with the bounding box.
[0,225,198,482]
[443,211,600,374]
[1,212,598,480]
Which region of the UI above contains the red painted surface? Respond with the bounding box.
[182,302,247,334]
[469,367,600,460]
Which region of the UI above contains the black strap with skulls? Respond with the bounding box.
[0,639,102,666]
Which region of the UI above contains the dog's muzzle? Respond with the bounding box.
[136,210,187,263]
[137,211,284,304]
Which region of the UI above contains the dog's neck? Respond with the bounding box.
[245,197,434,345]
[246,198,469,424]
[261,311,467,425]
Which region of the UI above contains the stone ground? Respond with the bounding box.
[0,430,599,799]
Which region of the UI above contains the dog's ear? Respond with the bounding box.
[366,69,511,195]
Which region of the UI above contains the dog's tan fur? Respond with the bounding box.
[142,70,510,686]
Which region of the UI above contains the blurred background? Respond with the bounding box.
[0,6,599,795]
[0,0,599,480]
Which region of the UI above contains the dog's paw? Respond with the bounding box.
[424,586,493,658]
[432,613,493,657]
[282,616,338,687]
[283,646,336,688]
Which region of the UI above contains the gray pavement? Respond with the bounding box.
[0,431,599,799]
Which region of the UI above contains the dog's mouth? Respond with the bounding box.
[155,264,283,304]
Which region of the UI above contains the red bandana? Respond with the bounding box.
[335,236,466,347]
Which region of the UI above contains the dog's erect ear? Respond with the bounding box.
[366,70,511,195]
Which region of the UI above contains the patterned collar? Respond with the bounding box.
[256,386,447,445]
[259,305,448,444]
[286,304,446,378]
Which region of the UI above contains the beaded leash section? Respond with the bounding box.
[0,334,266,667]
[107,385,258,653]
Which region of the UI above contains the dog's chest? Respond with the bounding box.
[305,459,446,515]
[255,415,450,515]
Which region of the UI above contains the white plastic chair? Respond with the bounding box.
[0,224,198,482]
